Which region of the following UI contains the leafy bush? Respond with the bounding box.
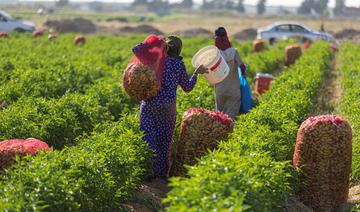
[85,77,137,120]
[0,115,150,211]
[337,43,360,182]
[0,93,112,149]
[0,65,106,104]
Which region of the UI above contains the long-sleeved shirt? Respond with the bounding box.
[142,56,197,106]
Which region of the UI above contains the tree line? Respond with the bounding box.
[56,0,347,16]
[133,0,267,15]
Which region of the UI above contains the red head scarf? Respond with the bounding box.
[215,35,232,51]
[131,35,167,82]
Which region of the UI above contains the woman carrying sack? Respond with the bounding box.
[213,27,247,119]
[134,35,207,180]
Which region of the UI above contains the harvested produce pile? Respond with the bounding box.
[173,28,212,38]
[44,18,96,34]
[118,25,163,35]
[233,28,257,41]
[48,34,57,40]
[293,115,352,211]
[304,41,311,49]
[171,108,233,176]
[122,63,160,101]
[285,44,302,66]
[0,138,50,170]
[0,32,8,38]
[32,30,44,37]
[74,35,86,45]
[253,39,265,52]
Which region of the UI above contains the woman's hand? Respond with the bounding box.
[195,65,208,75]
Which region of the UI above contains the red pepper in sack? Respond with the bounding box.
[0,138,50,170]
[122,35,167,101]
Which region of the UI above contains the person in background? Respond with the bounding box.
[137,35,207,181]
[214,27,247,119]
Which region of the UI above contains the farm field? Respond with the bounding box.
[6,7,360,34]
[0,32,359,211]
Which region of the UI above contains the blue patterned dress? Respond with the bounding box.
[140,56,197,178]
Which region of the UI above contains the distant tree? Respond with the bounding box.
[202,0,210,9]
[298,0,328,15]
[298,0,314,14]
[236,0,245,13]
[333,0,345,15]
[180,0,194,8]
[201,0,240,10]
[55,0,69,7]
[313,0,328,15]
[89,1,104,12]
[132,0,147,5]
[224,0,235,10]
[201,0,221,9]
[147,0,170,16]
[257,0,266,15]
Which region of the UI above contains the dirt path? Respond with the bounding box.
[122,178,170,212]
[314,57,342,115]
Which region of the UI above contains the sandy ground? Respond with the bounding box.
[97,16,360,37]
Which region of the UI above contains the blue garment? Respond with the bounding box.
[238,66,253,113]
[140,56,197,178]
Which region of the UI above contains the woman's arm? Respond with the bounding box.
[178,62,197,93]
[234,50,243,66]
[235,50,247,76]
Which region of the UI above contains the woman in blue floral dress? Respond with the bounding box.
[138,36,206,180]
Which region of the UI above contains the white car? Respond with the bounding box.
[0,11,36,33]
[257,21,334,44]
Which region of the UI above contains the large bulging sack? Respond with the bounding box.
[122,63,160,101]
[293,115,352,211]
[0,138,50,170]
[285,44,302,66]
[253,39,265,52]
[122,35,166,101]
[171,108,233,176]
[0,32,9,38]
[74,35,86,45]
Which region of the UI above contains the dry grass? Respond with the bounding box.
[98,15,360,36]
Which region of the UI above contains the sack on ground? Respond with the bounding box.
[171,108,233,176]
[0,138,50,170]
[293,115,352,211]
[285,45,302,66]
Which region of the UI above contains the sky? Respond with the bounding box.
[17,0,360,7]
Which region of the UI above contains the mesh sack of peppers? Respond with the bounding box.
[0,138,50,170]
[293,115,352,210]
[122,35,167,101]
[171,108,233,176]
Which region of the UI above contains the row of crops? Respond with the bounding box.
[338,43,360,184]
[0,33,322,210]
